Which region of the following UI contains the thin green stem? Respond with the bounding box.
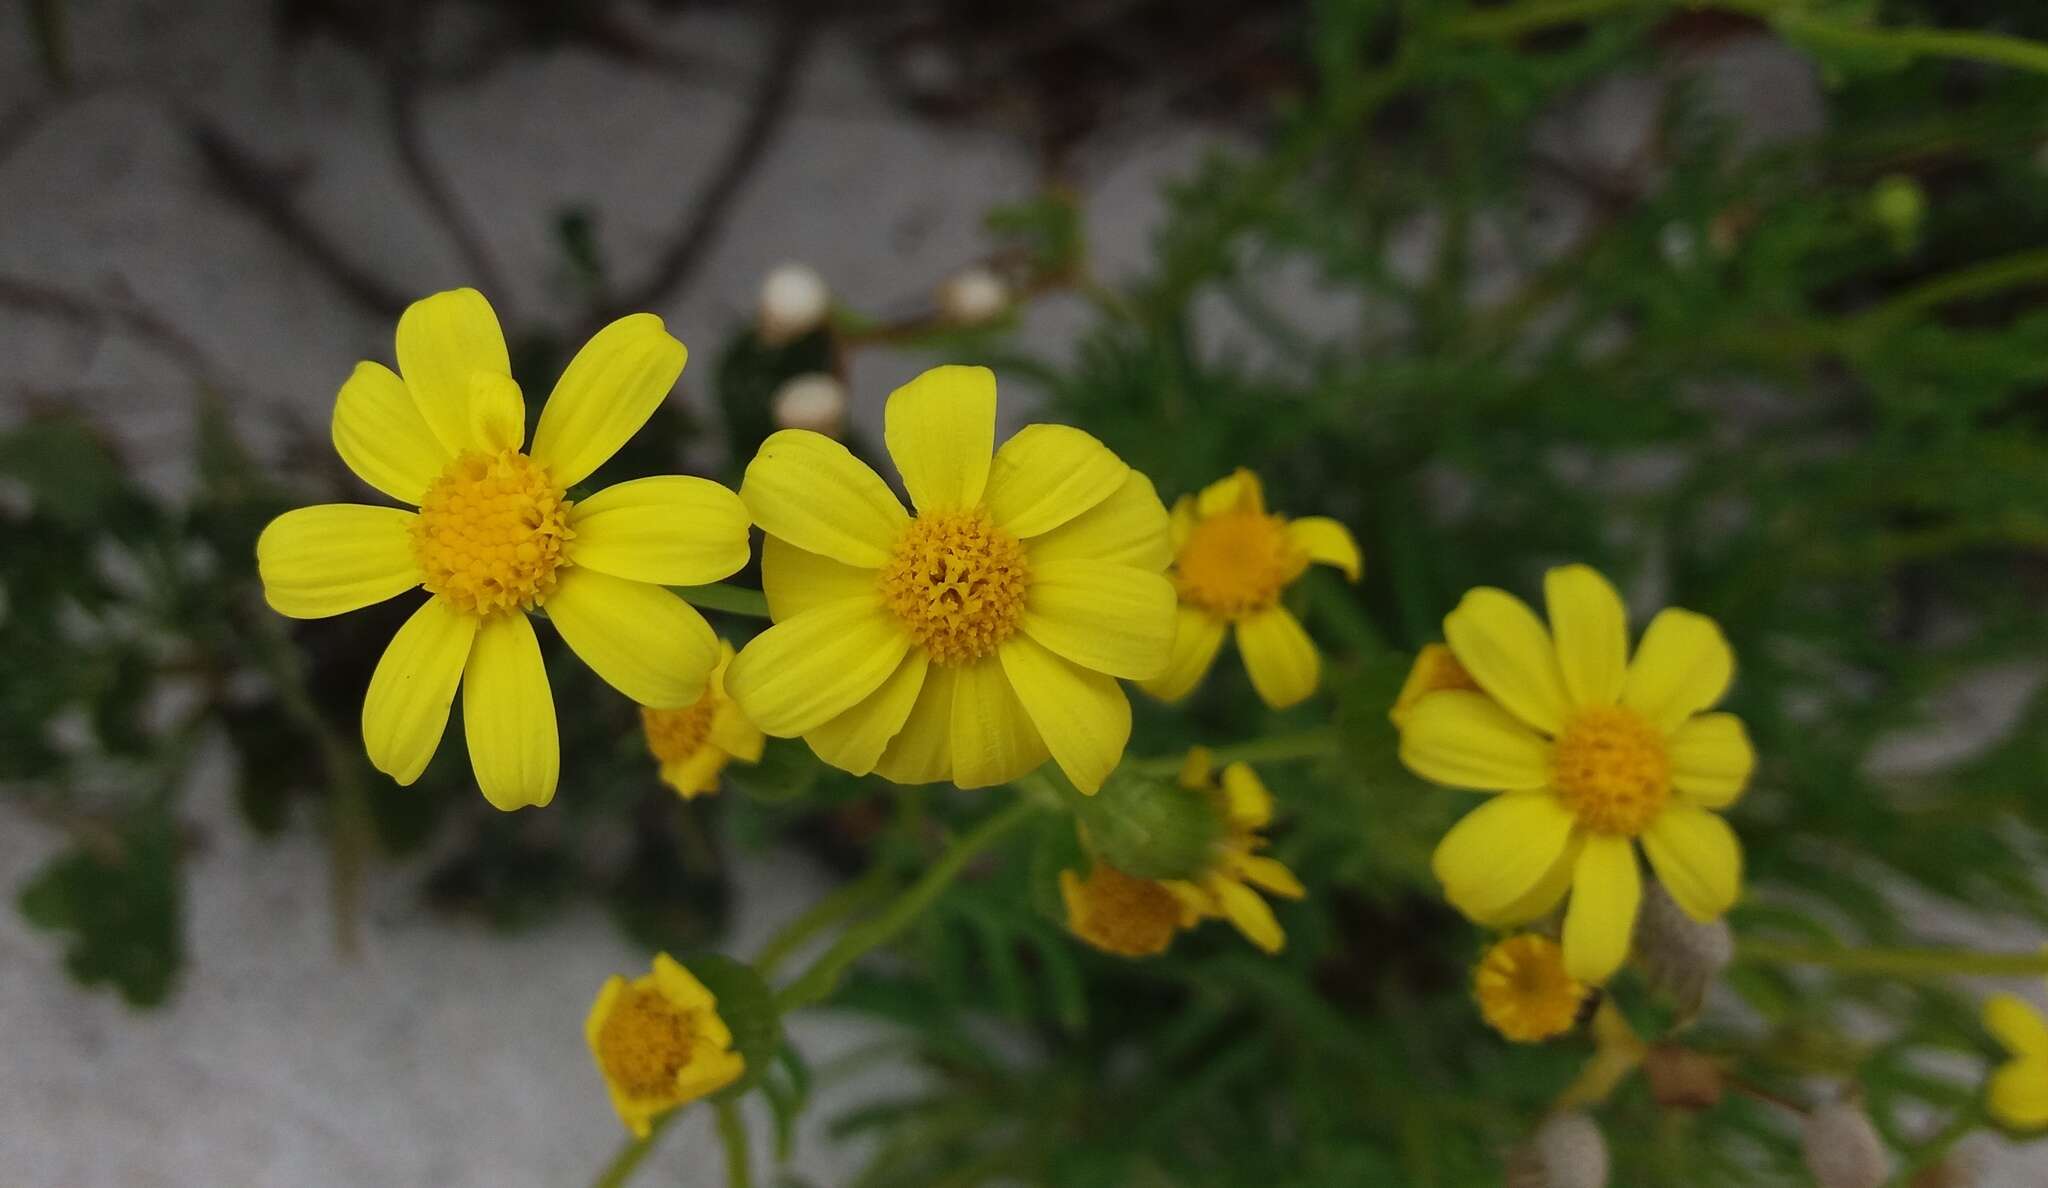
[752,863,896,981]
[1740,938,2048,979]
[773,797,1042,1013]
[1850,246,2048,333]
[1444,0,1640,40]
[673,582,772,618]
[716,1100,752,1188]
[1126,727,1343,776]
[587,1113,676,1188]
[1721,0,2048,77]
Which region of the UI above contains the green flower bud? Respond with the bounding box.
[1870,174,1926,255]
[1070,766,1225,882]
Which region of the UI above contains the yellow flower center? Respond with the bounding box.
[412,450,573,616]
[642,700,717,765]
[1173,511,1306,619]
[1475,934,1586,1043]
[878,509,1028,666]
[1552,705,1671,836]
[1063,864,1184,958]
[596,987,697,1099]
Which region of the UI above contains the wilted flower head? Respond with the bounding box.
[771,372,848,437]
[1507,1112,1609,1188]
[1801,1099,1891,1188]
[758,262,831,344]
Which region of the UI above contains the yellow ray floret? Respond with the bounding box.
[254,288,752,811]
[641,641,766,799]
[725,365,1177,794]
[1141,468,1361,710]
[1391,564,1755,984]
[585,952,747,1138]
[1985,990,2048,1130]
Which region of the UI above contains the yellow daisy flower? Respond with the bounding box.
[641,641,765,799]
[1396,564,1755,983]
[255,288,750,811]
[1059,862,1185,958]
[585,952,746,1138]
[1985,991,2048,1130]
[1141,468,1360,709]
[725,365,1176,794]
[1475,934,1587,1043]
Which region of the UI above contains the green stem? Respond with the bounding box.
[1445,0,1640,39]
[673,582,771,618]
[587,1114,675,1188]
[1739,939,2048,979]
[751,863,896,981]
[773,797,1042,1013]
[716,1100,752,1188]
[1849,246,2048,333]
[1126,727,1343,776]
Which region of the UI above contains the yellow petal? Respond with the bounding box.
[1471,833,1585,928]
[708,703,764,764]
[804,650,929,776]
[545,569,719,709]
[395,287,510,455]
[1562,835,1641,984]
[1668,713,1755,808]
[1287,516,1361,581]
[467,371,526,454]
[741,430,908,567]
[257,504,421,619]
[759,534,879,621]
[1169,495,1197,550]
[1178,747,1215,790]
[1220,762,1273,828]
[331,361,450,504]
[1443,587,1571,734]
[1431,793,1578,921]
[1213,878,1284,954]
[1641,806,1741,922]
[998,634,1130,795]
[949,658,1051,789]
[585,975,625,1054]
[982,424,1128,538]
[531,313,688,488]
[1138,606,1227,703]
[1986,995,2048,1059]
[1196,468,1264,517]
[883,364,995,513]
[462,612,558,811]
[724,598,910,736]
[567,476,751,587]
[1545,564,1627,709]
[362,597,476,785]
[1398,689,1552,791]
[661,751,727,798]
[653,952,719,1009]
[1621,608,1735,733]
[1236,607,1321,709]
[1020,561,1176,680]
[1234,855,1305,899]
[1989,1058,2048,1129]
[874,665,958,785]
[1025,470,1173,571]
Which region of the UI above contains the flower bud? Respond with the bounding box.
[758,263,830,344]
[771,373,847,437]
[1070,766,1224,882]
[1635,878,1733,1015]
[1507,1113,1609,1188]
[937,266,1009,325]
[1801,1099,1891,1188]
[1870,174,1926,256]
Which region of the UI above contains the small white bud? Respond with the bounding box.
[758,263,830,345]
[1635,879,1734,1014]
[937,266,1009,325]
[1507,1113,1609,1188]
[1801,1100,1891,1188]
[771,373,847,437]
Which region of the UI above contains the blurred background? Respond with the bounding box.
[5,1,2048,1185]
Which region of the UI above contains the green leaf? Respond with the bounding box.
[683,952,784,1100]
[18,807,184,1007]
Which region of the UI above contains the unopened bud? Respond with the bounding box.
[937,266,1009,325]
[1644,1045,1724,1111]
[1635,879,1733,1015]
[1071,765,1223,882]
[771,373,847,437]
[1506,1113,1609,1188]
[758,263,830,345]
[1870,174,1926,255]
[1802,1100,1891,1188]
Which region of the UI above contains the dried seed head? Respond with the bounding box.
[1801,1100,1892,1188]
[758,263,830,344]
[1644,1045,1724,1111]
[938,266,1009,325]
[1635,878,1734,1013]
[771,373,847,437]
[1506,1113,1609,1188]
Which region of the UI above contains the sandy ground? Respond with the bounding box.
[3,2,2047,1185]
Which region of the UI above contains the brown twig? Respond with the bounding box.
[186,122,412,320]
[0,272,227,389]
[593,7,818,325]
